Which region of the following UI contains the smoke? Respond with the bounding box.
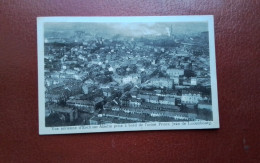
[45,22,208,37]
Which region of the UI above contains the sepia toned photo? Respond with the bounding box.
[37,16,219,135]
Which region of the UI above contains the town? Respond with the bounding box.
[44,26,213,127]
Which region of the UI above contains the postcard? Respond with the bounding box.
[37,16,219,135]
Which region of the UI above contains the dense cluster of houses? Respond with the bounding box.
[44,30,212,125]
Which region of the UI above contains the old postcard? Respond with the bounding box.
[37,16,219,135]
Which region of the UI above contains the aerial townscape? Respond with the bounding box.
[44,23,213,127]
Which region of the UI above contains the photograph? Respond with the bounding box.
[37,16,219,135]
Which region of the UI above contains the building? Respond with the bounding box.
[130,91,138,98]
[137,94,150,102]
[45,93,62,103]
[74,72,88,81]
[103,102,112,110]
[166,68,184,77]
[102,88,112,97]
[170,76,179,84]
[142,102,180,111]
[48,105,78,122]
[84,79,95,85]
[119,96,130,107]
[137,93,176,106]
[94,97,104,107]
[149,78,173,89]
[191,77,197,86]
[45,77,62,87]
[198,102,212,110]
[129,98,142,107]
[176,51,189,57]
[65,69,77,75]
[102,110,143,122]
[122,74,141,85]
[149,95,159,104]
[181,90,202,104]
[82,84,95,94]
[66,99,95,113]
[180,62,192,69]
[160,96,175,105]
[89,116,113,125]
[112,74,123,83]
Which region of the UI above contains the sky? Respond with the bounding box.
[45,22,208,37]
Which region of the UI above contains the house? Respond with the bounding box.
[102,110,142,122]
[64,82,83,96]
[45,77,61,87]
[130,91,138,98]
[183,79,190,86]
[111,105,120,111]
[190,77,197,85]
[112,74,123,83]
[176,50,189,57]
[180,62,192,69]
[166,68,184,77]
[68,94,84,100]
[74,72,88,81]
[198,102,212,110]
[149,78,173,89]
[84,79,95,85]
[142,102,180,111]
[45,86,68,103]
[49,105,78,122]
[183,77,197,86]
[93,97,104,109]
[89,117,99,125]
[65,69,77,75]
[82,84,95,94]
[102,88,112,97]
[89,116,113,125]
[137,94,150,102]
[170,76,179,84]
[129,98,142,107]
[122,74,141,85]
[66,99,95,113]
[45,93,62,103]
[103,102,112,110]
[119,96,130,107]
[161,96,175,105]
[181,90,202,104]
[149,95,159,104]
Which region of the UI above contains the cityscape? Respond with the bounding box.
[44,22,213,127]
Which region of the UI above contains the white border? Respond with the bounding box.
[37,16,219,135]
